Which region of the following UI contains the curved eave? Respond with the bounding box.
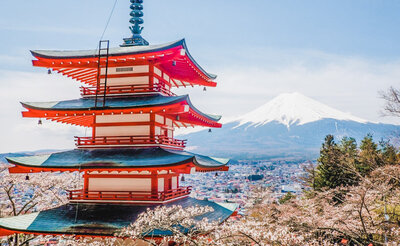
[185,95,222,122]
[6,160,229,174]
[31,39,217,87]
[178,39,217,80]
[6,157,196,174]
[5,148,229,174]
[20,95,222,128]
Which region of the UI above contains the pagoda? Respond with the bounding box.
[0,0,235,238]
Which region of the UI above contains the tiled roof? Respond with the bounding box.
[0,198,237,237]
[6,147,230,170]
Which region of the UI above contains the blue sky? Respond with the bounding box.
[2,0,400,68]
[1,0,400,152]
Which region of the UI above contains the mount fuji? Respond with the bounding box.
[180,93,400,160]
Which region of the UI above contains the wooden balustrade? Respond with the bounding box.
[68,186,192,202]
[80,83,176,97]
[74,135,187,148]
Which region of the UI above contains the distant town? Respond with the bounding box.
[182,159,310,213]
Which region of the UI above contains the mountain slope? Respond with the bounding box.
[235,92,367,128]
[181,93,400,160]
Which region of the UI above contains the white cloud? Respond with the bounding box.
[1,51,400,153]
[176,52,400,125]
[0,70,85,153]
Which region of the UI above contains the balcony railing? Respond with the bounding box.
[74,135,187,149]
[68,186,192,202]
[80,84,176,97]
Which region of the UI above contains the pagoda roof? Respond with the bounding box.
[0,198,237,237]
[6,147,230,173]
[21,94,222,128]
[31,39,217,87]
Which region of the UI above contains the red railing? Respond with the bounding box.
[74,135,187,148]
[80,83,176,97]
[68,186,192,202]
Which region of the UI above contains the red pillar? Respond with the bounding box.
[83,171,89,199]
[151,172,159,199]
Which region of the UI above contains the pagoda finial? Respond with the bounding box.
[121,0,149,47]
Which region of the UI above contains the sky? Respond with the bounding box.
[1,0,400,152]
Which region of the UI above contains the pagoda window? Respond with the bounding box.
[101,65,149,75]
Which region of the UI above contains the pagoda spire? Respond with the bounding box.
[122,0,149,47]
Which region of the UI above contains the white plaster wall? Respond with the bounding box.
[166,118,173,127]
[155,126,161,136]
[95,125,150,136]
[100,76,149,86]
[163,73,170,81]
[171,177,177,190]
[96,114,150,123]
[88,178,151,192]
[155,114,164,124]
[154,66,162,77]
[158,178,164,192]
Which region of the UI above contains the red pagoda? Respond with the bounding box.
[0,0,235,238]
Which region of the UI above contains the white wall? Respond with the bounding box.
[88,178,151,192]
[96,114,150,123]
[100,76,149,86]
[158,178,164,192]
[95,125,150,136]
[154,66,162,77]
[155,114,164,124]
[171,176,177,190]
[166,118,173,127]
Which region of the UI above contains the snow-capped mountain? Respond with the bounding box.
[235,92,367,128]
[181,93,400,160]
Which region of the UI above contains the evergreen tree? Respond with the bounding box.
[358,134,382,175]
[379,139,399,166]
[308,134,398,191]
[315,135,341,189]
[338,137,360,184]
[314,135,358,190]
[339,137,358,168]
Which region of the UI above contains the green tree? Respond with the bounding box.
[358,134,382,175]
[379,139,398,166]
[315,135,357,190]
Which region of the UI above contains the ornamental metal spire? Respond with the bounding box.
[121,0,149,46]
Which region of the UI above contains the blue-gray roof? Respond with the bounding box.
[31,39,217,80]
[21,94,222,122]
[6,148,230,170]
[0,198,237,236]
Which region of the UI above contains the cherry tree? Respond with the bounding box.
[111,166,400,246]
[0,165,82,246]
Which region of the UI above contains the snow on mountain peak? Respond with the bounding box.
[234,92,368,128]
